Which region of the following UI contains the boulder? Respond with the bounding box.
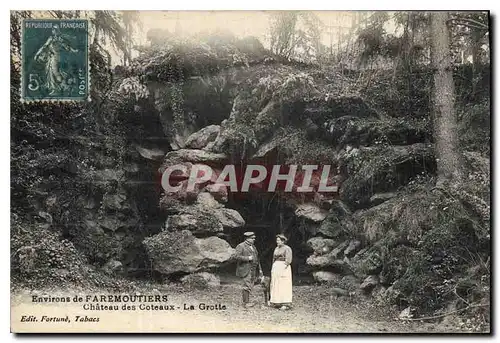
[352,200,396,243]
[318,214,344,238]
[102,188,129,212]
[166,212,223,236]
[160,180,201,208]
[360,275,379,293]
[185,125,220,149]
[203,141,216,151]
[295,203,328,222]
[181,272,221,289]
[329,200,353,218]
[143,230,234,275]
[344,240,362,257]
[306,254,352,275]
[214,208,245,229]
[204,183,228,203]
[349,247,383,278]
[252,137,280,159]
[196,192,223,209]
[306,237,337,255]
[312,271,342,284]
[159,194,184,214]
[99,215,139,232]
[135,146,165,161]
[330,240,350,259]
[159,161,193,181]
[318,201,354,238]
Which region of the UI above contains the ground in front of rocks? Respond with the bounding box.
[11,281,482,333]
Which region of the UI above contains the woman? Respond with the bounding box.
[34,26,78,95]
[270,234,293,310]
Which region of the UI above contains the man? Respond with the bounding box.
[233,232,263,308]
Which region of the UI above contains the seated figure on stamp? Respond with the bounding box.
[34,25,79,95]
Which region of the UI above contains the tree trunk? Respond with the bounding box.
[430,12,464,186]
[470,29,483,100]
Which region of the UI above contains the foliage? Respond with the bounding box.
[209,66,321,160]
[269,11,324,63]
[458,99,490,154]
[133,31,270,83]
[449,12,489,65]
[118,76,150,100]
[356,12,400,64]
[339,143,436,207]
[322,114,431,148]
[352,177,489,315]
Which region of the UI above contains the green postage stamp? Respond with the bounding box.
[21,19,90,102]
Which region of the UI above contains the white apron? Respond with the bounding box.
[270,261,292,304]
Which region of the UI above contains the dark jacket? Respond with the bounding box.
[233,241,262,278]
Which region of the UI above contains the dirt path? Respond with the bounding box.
[11,284,460,333]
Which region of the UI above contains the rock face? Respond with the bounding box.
[166,213,224,235]
[360,275,379,293]
[344,240,362,257]
[141,66,446,312]
[214,208,245,228]
[196,192,223,209]
[153,137,247,277]
[204,184,228,203]
[349,247,383,278]
[318,215,344,238]
[185,125,221,149]
[330,241,350,259]
[307,237,337,256]
[161,149,228,166]
[143,230,234,275]
[295,203,329,222]
[135,146,165,161]
[312,271,342,283]
[306,254,352,275]
[164,203,245,235]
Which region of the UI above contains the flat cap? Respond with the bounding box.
[244,232,256,237]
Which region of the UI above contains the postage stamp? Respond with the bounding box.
[21,19,90,102]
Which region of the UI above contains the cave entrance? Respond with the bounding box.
[224,191,313,283]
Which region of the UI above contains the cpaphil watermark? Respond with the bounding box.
[161,164,338,194]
